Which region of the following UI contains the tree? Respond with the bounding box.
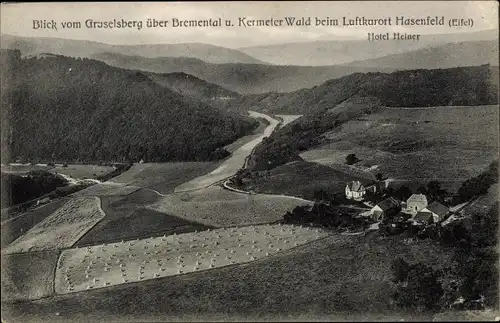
[446,204,499,308]
[393,186,413,201]
[345,153,359,165]
[313,187,330,202]
[393,262,444,312]
[232,175,243,187]
[417,186,428,195]
[391,258,411,283]
[427,180,447,202]
[375,173,384,181]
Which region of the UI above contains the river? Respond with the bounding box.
[174,111,280,193]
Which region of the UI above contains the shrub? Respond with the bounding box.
[391,258,411,283]
[345,153,359,165]
[392,262,444,312]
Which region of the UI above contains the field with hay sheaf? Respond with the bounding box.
[55,224,328,294]
[1,231,454,321]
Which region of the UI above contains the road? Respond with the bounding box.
[222,180,313,204]
[174,111,280,193]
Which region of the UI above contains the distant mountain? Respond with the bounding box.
[0,49,257,164]
[223,64,499,115]
[0,34,267,65]
[237,29,498,66]
[147,72,241,104]
[90,52,398,94]
[343,40,498,69]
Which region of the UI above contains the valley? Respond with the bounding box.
[174,111,280,193]
[1,23,499,322]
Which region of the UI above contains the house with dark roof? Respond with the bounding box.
[412,211,434,225]
[411,201,449,225]
[370,197,401,222]
[345,181,366,201]
[423,201,449,222]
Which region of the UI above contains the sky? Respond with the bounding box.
[1,1,498,48]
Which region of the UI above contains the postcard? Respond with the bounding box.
[1,1,498,322]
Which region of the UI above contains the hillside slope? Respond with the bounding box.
[238,29,498,66]
[147,72,241,104]
[90,52,397,94]
[242,65,498,171]
[224,64,499,115]
[0,34,267,65]
[0,50,257,164]
[344,40,498,69]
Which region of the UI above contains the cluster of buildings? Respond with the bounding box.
[345,181,449,226]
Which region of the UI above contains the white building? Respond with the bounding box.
[405,194,428,214]
[370,197,401,222]
[345,181,366,201]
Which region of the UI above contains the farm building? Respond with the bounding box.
[406,194,428,214]
[411,201,449,225]
[421,201,448,222]
[411,211,434,225]
[345,181,366,201]
[370,197,401,222]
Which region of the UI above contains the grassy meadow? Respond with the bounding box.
[109,162,221,194]
[301,105,498,193]
[1,250,59,302]
[147,186,312,227]
[1,231,454,321]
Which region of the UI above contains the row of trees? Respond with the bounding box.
[283,202,371,231]
[453,161,498,204]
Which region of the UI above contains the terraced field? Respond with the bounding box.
[2,197,105,253]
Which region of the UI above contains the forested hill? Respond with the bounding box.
[147,72,241,103]
[242,65,499,171]
[90,52,398,94]
[0,49,257,164]
[223,64,499,115]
